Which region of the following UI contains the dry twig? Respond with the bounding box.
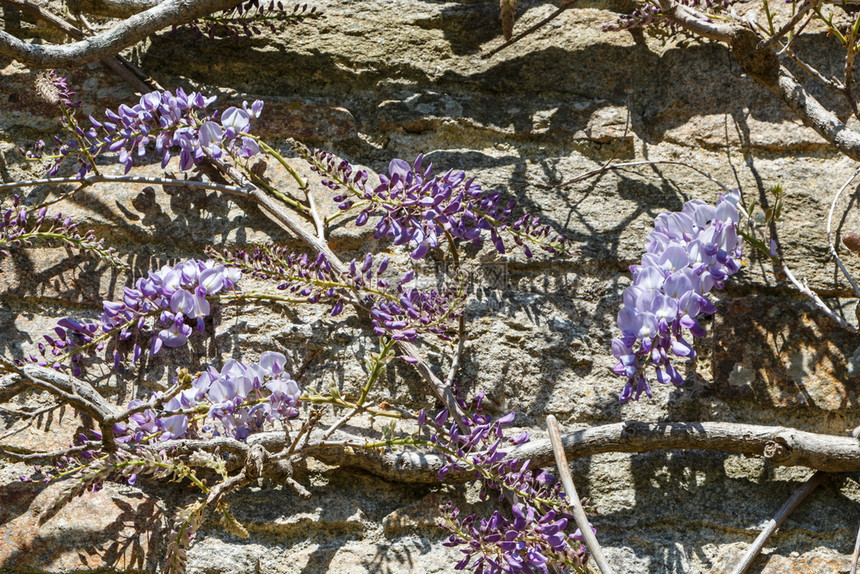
[729,471,828,574]
[546,415,613,574]
[486,0,576,58]
[159,420,860,484]
[656,0,860,162]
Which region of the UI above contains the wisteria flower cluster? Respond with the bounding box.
[23,134,92,178]
[370,275,461,342]
[215,245,464,342]
[33,259,241,375]
[88,90,263,173]
[440,504,591,574]
[182,1,321,39]
[430,399,592,574]
[6,74,602,574]
[118,351,302,442]
[31,81,263,177]
[611,191,742,402]
[0,196,123,265]
[294,145,571,260]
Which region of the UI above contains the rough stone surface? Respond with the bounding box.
[3,0,860,573]
[0,464,166,572]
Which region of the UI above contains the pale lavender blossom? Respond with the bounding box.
[612,191,742,402]
[37,260,242,374]
[28,78,264,178]
[116,351,302,443]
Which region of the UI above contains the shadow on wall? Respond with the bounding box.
[575,449,860,572]
[712,296,860,416]
[140,15,846,147]
[0,480,165,572]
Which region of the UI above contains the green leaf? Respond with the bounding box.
[738,228,770,254]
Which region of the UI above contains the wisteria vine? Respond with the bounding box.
[4,0,860,572]
[0,69,767,574]
[213,244,465,343]
[4,72,604,574]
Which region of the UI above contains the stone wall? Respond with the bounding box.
[3,1,860,572]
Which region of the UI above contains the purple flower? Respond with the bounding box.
[114,351,303,444]
[0,204,121,266]
[36,259,243,375]
[35,70,81,109]
[612,191,742,402]
[296,147,572,260]
[433,399,594,573]
[36,83,264,178]
[158,414,189,440]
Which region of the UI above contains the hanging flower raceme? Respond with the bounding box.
[87,90,263,173]
[214,245,465,342]
[28,74,263,177]
[431,397,593,574]
[34,70,81,110]
[0,196,123,265]
[611,191,743,402]
[292,145,572,260]
[33,260,242,376]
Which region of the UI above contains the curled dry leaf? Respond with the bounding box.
[500,0,517,41]
[844,232,860,255]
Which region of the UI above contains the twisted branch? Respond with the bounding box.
[0,0,242,67]
[100,421,860,485]
[0,0,150,92]
[657,0,860,162]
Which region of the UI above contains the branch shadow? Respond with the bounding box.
[0,484,164,573]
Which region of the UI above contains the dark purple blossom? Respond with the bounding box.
[440,503,591,574]
[27,78,263,178]
[86,89,263,174]
[0,198,123,265]
[433,400,593,573]
[293,146,572,260]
